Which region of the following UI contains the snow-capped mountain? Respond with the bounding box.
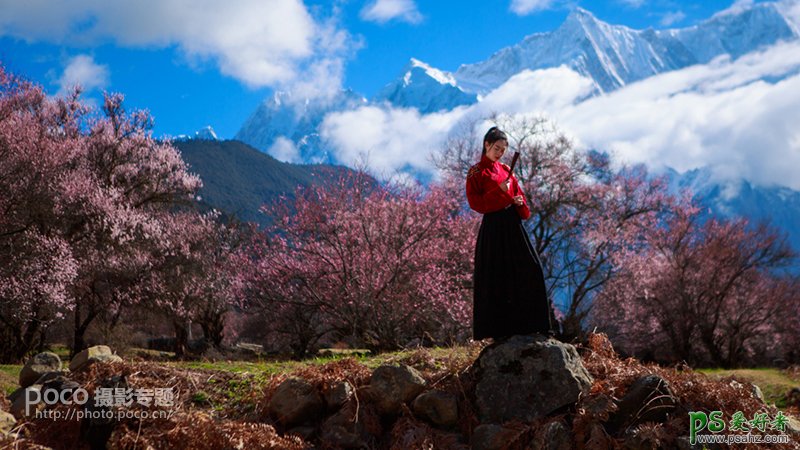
[373,58,477,113]
[237,2,798,161]
[664,166,800,262]
[172,125,219,142]
[455,3,797,94]
[235,89,366,163]
[194,126,219,141]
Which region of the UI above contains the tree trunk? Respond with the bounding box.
[173,320,189,358]
[72,303,98,358]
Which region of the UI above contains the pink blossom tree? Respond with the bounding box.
[0,68,85,361]
[58,93,202,355]
[0,65,215,359]
[242,172,478,357]
[592,200,797,367]
[142,212,245,356]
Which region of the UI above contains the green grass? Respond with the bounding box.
[44,344,72,360]
[167,345,478,376]
[697,367,799,408]
[0,364,21,395]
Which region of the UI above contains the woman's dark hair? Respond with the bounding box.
[482,126,508,155]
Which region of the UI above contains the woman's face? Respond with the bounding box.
[485,140,507,162]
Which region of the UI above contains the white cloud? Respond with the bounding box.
[479,67,596,114]
[0,0,356,96]
[555,41,800,189]
[509,0,557,15]
[660,10,686,26]
[268,136,302,163]
[56,54,109,96]
[360,0,423,24]
[319,41,800,190]
[320,105,467,178]
[778,0,800,33]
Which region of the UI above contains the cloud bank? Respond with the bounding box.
[321,41,800,189]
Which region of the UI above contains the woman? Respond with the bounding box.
[466,126,555,341]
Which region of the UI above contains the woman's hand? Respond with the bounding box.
[499,179,511,192]
[512,195,524,206]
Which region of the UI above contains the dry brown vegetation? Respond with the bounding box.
[2,335,798,449]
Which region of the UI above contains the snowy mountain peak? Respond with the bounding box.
[404,58,458,87]
[235,88,367,163]
[454,0,797,94]
[374,59,477,113]
[566,6,599,22]
[194,126,218,141]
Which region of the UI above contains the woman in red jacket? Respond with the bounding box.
[466,126,556,341]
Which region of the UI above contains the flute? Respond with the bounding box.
[505,151,520,181]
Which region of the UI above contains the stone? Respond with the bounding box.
[324,381,354,409]
[9,385,44,418]
[473,334,593,424]
[529,420,573,450]
[19,352,62,388]
[368,364,426,415]
[411,390,458,427]
[320,401,371,449]
[41,375,81,395]
[751,384,764,403]
[69,345,122,372]
[0,410,16,435]
[268,377,323,427]
[32,371,69,386]
[786,414,800,438]
[787,387,800,407]
[608,374,677,432]
[471,424,522,450]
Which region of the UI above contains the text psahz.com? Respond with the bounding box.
[694,433,791,445]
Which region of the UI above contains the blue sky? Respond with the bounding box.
[0,0,756,140]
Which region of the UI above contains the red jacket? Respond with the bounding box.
[466,155,531,220]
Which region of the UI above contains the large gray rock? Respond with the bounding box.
[412,390,458,427]
[474,334,593,424]
[268,377,323,427]
[323,380,354,409]
[19,352,61,388]
[320,401,371,449]
[608,374,677,432]
[529,420,573,450]
[69,345,122,372]
[368,364,426,415]
[9,385,44,418]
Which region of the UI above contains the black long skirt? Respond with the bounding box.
[473,206,554,340]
